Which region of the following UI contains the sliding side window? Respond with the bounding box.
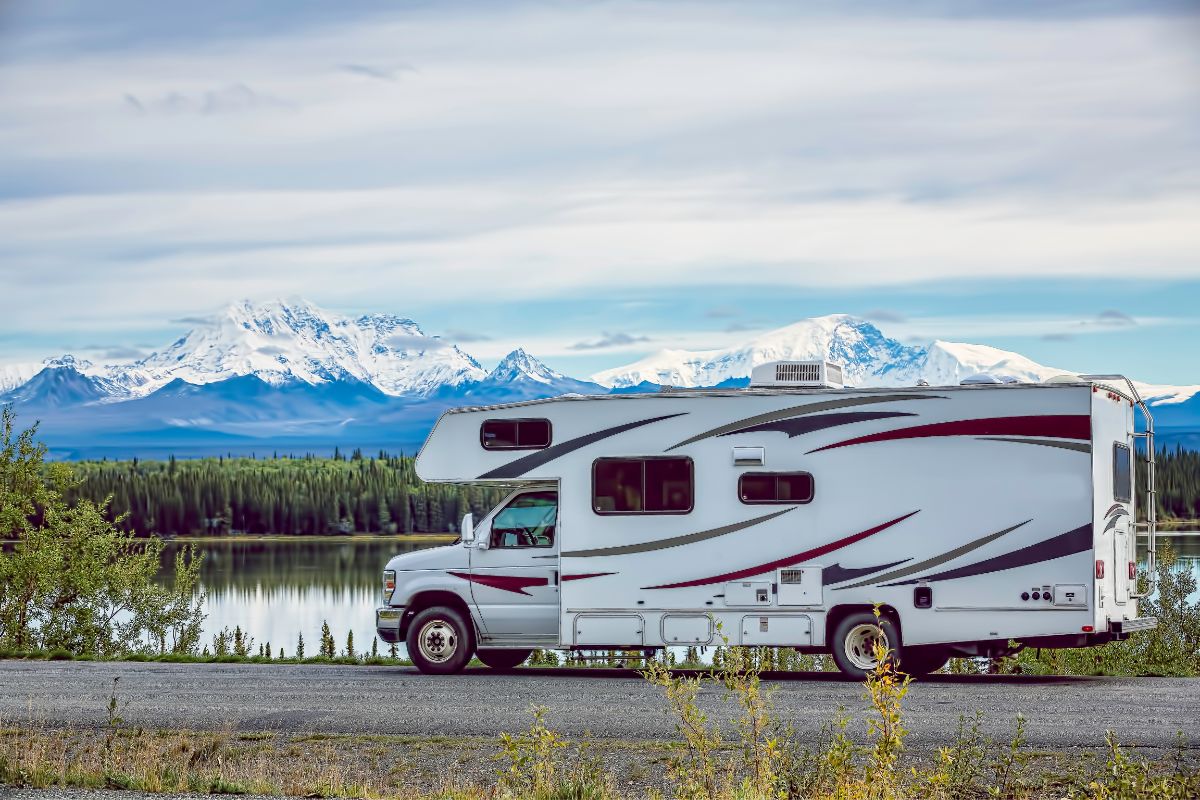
[592,457,693,515]
[480,418,552,450]
[739,472,814,504]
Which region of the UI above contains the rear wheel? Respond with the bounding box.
[830,612,902,680]
[406,606,474,675]
[900,645,950,677]
[476,648,533,671]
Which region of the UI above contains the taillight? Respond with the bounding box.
[1128,561,1136,580]
[1095,560,1105,579]
[383,569,396,603]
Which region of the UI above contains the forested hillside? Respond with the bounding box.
[65,452,507,536]
[1154,446,1200,521]
[59,446,1199,537]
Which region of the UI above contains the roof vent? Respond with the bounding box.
[750,360,844,389]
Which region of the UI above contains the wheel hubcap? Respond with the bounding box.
[418,619,458,663]
[845,623,888,671]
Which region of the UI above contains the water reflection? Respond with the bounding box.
[159,534,1198,658]
[161,537,447,658]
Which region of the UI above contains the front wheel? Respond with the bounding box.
[476,648,533,671]
[830,612,902,680]
[406,606,474,675]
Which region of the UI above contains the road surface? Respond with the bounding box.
[1,660,1196,752]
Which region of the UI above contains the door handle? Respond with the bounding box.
[553,570,559,586]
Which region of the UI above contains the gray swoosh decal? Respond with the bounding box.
[978,437,1091,454]
[833,519,1031,590]
[1104,508,1130,533]
[477,413,686,480]
[562,507,795,558]
[665,394,944,451]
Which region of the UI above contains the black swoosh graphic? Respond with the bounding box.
[822,559,910,585]
[881,524,1091,586]
[477,413,686,480]
[722,411,915,439]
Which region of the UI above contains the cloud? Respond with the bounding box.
[339,63,414,82]
[385,333,449,351]
[1041,332,1074,341]
[569,331,652,350]
[170,316,212,325]
[1096,309,1136,326]
[123,83,289,116]
[82,345,149,360]
[723,322,758,333]
[864,309,907,324]
[705,306,740,319]
[443,329,491,343]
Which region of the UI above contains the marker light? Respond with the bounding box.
[1128,561,1136,580]
[1082,625,1094,633]
[383,569,396,603]
[1096,560,1105,579]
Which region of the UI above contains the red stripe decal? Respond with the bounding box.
[808,415,1091,454]
[643,511,919,590]
[448,571,549,596]
[562,572,615,582]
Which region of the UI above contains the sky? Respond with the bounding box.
[1,0,1198,383]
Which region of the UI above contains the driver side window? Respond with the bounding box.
[489,491,557,549]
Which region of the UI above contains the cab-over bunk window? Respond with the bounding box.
[592,457,693,514]
[739,472,814,504]
[480,418,552,450]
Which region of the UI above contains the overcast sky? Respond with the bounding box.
[1,1,1197,382]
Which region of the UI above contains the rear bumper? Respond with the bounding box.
[1110,616,1157,635]
[376,606,405,643]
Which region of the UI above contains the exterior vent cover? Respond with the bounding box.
[780,569,804,584]
[750,360,845,389]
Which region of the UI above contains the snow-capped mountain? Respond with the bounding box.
[1,301,1196,458]
[465,349,604,402]
[592,314,1197,405]
[108,299,487,398]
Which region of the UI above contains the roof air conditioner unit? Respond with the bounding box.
[750,360,844,389]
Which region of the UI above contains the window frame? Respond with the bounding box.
[591,456,695,516]
[738,471,815,505]
[1112,442,1132,504]
[488,490,558,549]
[479,417,553,451]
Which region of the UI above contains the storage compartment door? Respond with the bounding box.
[661,614,714,644]
[777,567,822,606]
[573,614,644,646]
[740,615,812,646]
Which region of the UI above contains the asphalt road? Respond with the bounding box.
[1,660,1197,752]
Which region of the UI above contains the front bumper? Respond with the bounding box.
[376,606,405,643]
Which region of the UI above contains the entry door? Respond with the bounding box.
[469,490,560,636]
[1113,518,1132,606]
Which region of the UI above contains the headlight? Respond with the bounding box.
[382,569,396,604]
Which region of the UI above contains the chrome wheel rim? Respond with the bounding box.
[417,618,458,664]
[845,623,888,671]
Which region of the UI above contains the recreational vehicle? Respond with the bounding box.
[376,363,1159,678]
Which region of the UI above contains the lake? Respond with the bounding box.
[162,533,1200,659]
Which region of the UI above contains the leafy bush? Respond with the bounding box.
[0,408,206,657]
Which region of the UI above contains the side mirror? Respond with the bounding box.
[460,512,475,545]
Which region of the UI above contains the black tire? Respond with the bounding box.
[476,648,533,671]
[406,605,474,675]
[830,611,902,680]
[900,645,950,678]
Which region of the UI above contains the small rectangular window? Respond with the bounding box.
[481,418,552,450]
[1113,443,1131,503]
[593,457,693,515]
[739,472,814,504]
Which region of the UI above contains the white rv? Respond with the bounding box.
[376,363,1158,678]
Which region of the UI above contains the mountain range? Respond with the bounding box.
[2,299,1196,458]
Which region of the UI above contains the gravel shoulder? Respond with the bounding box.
[1,660,1197,752]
